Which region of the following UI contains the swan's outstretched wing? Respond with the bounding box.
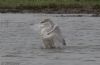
[51,25,66,46]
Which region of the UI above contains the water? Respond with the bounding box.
[0,13,100,65]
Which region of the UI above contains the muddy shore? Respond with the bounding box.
[0,8,100,17]
[0,8,100,14]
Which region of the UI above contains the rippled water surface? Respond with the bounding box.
[0,13,100,65]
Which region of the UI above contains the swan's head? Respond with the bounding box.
[40,19,54,28]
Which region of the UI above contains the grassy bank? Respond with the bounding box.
[0,0,100,13]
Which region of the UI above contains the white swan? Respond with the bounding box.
[40,19,66,48]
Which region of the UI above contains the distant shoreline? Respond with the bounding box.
[0,8,100,14]
[0,0,100,14]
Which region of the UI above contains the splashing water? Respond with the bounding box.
[31,24,41,32]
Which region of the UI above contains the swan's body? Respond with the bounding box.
[40,19,66,48]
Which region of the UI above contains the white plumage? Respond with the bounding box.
[40,19,66,49]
